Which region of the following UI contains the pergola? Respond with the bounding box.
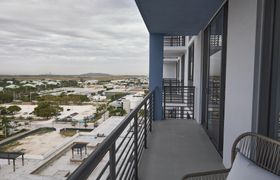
[0,151,24,172]
[71,142,88,159]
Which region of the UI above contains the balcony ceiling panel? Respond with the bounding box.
[164,47,186,57]
[135,0,223,35]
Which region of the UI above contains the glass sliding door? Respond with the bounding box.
[269,0,280,141]
[181,55,185,84]
[188,43,194,85]
[256,0,280,141]
[203,4,228,153]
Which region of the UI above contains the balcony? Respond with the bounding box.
[163,79,195,119]
[164,36,186,47]
[66,89,224,180]
[164,36,187,58]
[139,119,223,180]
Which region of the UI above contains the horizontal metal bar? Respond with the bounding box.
[128,167,135,180]
[116,141,134,177]
[96,161,109,180]
[67,90,155,180]
[124,159,135,180]
[116,135,134,165]
[117,146,135,180]
[116,126,134,153]
[138,141,145,162]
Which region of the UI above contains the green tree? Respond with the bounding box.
[0,92,13,103]
[0,116,12,137]
[37,94,90,105]
[107,106,127,117]
[109,93,128,102]
[97,104,107,113]
[7,105,21,114]
[83,119,88,128]
[94,104,107,121]
[60,80,78,87]
[34,102,63,119]
[0,107,8,115]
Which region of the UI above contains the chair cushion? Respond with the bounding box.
[227,152,279,180]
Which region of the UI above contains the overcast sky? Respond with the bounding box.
[0,0,149,75]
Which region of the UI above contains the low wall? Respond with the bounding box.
[59,128,93,133]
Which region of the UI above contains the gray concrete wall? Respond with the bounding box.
[163,61,177,79]
[184,49,189,86]
[223,0,258,167]
[188,33,203,123]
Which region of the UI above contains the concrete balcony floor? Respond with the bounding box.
[139,119,224,180]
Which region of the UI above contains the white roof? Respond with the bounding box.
[92,95,106,100]
[110,100,122,108]
[20,81,27,84]
[5,84,19,89]
[85,80,98,83]
[34,82,45,86]
[47,81,59,85]
[122,94,144,109]
[105,89,127,93]
[90,116,124,136]
[23,84,36,88]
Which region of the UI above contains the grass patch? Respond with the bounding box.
[60,129,77,137]
[0,141,22,151]
[30,128,55,136]
[0,128,55,152]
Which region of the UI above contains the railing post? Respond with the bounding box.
[134,114,139,180]
[163,86,166,120]
[149,95,153,132]
[109,142,116,180]
[192,87,195,119]
[144,102,148,149]
[170,85,173,102]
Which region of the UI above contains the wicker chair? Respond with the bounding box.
[182,132,280,180]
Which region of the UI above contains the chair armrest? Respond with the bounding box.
[182,169,230,180]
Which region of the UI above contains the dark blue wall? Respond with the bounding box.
[149,33,163,120]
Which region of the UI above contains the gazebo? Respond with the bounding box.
[0,151,24,172]
[71,142,88,159]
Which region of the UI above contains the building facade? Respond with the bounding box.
[140,0,280,167]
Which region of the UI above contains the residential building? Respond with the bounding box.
[163,36,187,84]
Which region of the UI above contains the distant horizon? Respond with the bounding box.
[0,72,148,76]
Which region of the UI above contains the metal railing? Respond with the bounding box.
[163,85,195,119]
[164,36,186,46]
[67,90,155,180]
[163,78,184,87]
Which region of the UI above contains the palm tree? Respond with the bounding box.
[0,116,11,137]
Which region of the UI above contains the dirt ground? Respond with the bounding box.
[5,131,71,155]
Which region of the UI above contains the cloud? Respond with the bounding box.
[0,0,148,75]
